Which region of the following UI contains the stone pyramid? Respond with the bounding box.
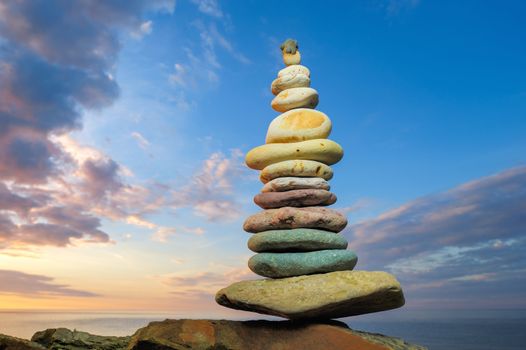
[216,39,405,320]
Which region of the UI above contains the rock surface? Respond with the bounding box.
[31,328,130,350]
[261,176,330,192]
[248,228,348,252]
[248,250,357,278]
[246,139,343,170]
[0,334,46,349]
[254,189,336,208]
[128,319,427,350]
[244,206,347,233]
[271,73,310,95]
[260,159,333,183]
[278,64,310,78]
[216,271,405,320]
[271,87,319,112]
[266,108,331,143]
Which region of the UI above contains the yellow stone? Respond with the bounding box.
[259,160,333,183]
[271,87,318,113]
[266,109,332,143]
[215,270,405,320]
[246,139,343,170]
[283,51,301,66]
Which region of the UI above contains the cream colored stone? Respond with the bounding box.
[266,109,331,143]
[278,65,310,78]
[215,270,405,319]
[283,50,301,66]
[261,177,330,192]
[271,73,310,95]
[246,139,343,170]
[259,160,333,183]
[271,87,318,113]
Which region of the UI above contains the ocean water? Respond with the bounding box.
[1,311,525,349]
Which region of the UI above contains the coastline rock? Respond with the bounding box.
[266,108,332,143]
[254,189,336,208]
[271,73,310,95]
[261,177,330,192]
[260,160,333,183]
[246,139,343,170]
[278,64,310,78]
[243,207,347,233]
[31,328,130,350]
[249,250,357,278]
[0,334,46,349]
[248,228,348,252]
[128,319,427,350]
[271,87,319,112]
[216,271,405,320]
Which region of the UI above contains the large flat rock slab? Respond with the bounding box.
[0,334,46,350]
[127,319,426,350]
[216,271,404,320]
[31,328,130,349]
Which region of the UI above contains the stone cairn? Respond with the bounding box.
[216,39,405,320]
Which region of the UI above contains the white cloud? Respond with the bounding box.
[191,0,223,18]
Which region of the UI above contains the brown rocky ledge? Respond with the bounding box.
[0,319,427,350]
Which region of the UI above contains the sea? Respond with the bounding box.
[0,310,525,349]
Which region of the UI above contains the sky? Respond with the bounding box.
[0,0,525,318]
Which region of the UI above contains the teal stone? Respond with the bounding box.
[248,250,358,278]
[247,228,348,252]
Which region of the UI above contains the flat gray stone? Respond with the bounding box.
[247,228,348,252]
[261,177,330,192]
[248,249,357,278]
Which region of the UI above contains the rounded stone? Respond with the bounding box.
[247,228,348,252]
[283,50,301,66]
[215,270,405,320]
[246,139,343,170]
[271,87,319,113]
[243,207,347,233]
[261,177,330,192]
[248,250,358,278]
[278,64,310,78]
[271,73,310,95]
[266,109,332,143]
[254,189,336,209]
[260,160,333,183]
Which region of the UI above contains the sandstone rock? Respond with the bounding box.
[271,73,310,95]
[266,108,332,143]
[31,328,129,350]
[260,160,333,183]
[248,228,348,252]
[0,334,46,350]
[127,319,426,350]
[216,271,405,320]
[261,177,330,192]
[243,207,347,233]
[283,50,301,66]
[254,189,336,208]
[249,250,357,278]
[246,139,343,170]
[278,64,310,78]
[271,87,319,112]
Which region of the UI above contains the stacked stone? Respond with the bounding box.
[216,39,405,320]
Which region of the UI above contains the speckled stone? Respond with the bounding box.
[248,250,357,278]
[254,189,336,209]
[243,207,347,233]
[261,177,330,192]
[248,228,348,252]
[260,160,333,183]
[215,270,405,320]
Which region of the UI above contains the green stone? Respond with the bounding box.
[248,249,357,278]
[247,228,348,252]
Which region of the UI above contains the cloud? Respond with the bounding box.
[131,131,151,149]
[0,269,99,297]
[152,226,205,242]
[345,166,526,307]
[131,20,154,39]
[191,0,223,18]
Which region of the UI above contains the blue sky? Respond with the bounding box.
[0,0,525,315]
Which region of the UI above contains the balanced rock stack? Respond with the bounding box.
[216,39,405,320]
